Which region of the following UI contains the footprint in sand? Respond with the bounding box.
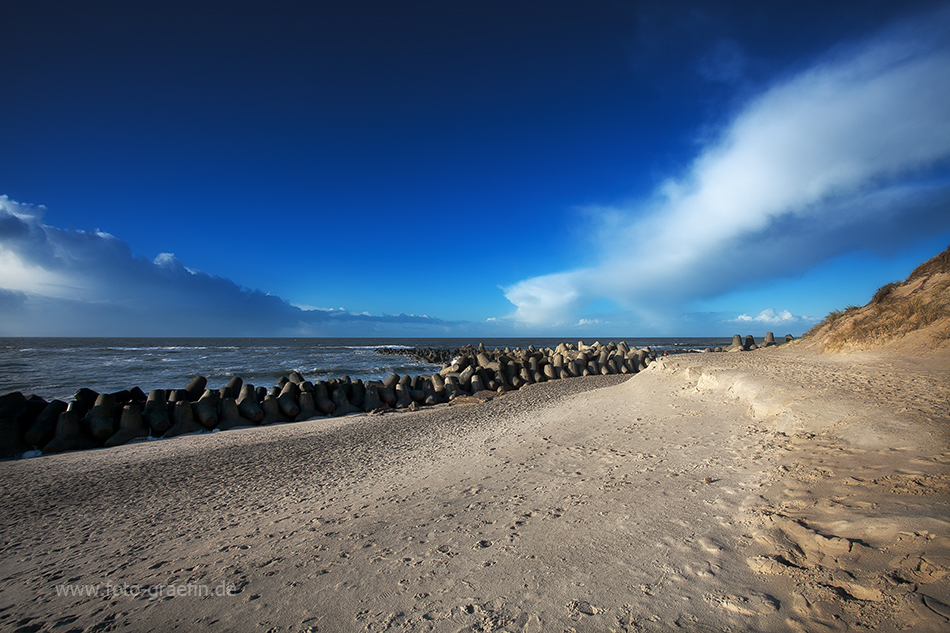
[708,592,780,616]
[697,537,722,553]
[567,600,601,617]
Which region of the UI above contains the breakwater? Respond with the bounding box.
[0,334,786,458]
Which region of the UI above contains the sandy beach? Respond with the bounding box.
[1,344,948,632]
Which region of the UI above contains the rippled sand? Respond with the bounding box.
[1,345,947,632]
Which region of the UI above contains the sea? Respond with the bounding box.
[0,337,734,402]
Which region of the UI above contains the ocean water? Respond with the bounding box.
[0,337,733,402]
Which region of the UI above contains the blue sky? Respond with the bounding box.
[2,0,949,337]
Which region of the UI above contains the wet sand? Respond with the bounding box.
[1,345,947,632]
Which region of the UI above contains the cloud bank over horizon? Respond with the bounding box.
[503,6,950,329]
[0,196,451,336]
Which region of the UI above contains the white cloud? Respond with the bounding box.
[733,309,797,324]
[153,252,181,268]
[503,6,950,327]
[0,248,71,296]
[576,318,603,326]
[0,195,450,336]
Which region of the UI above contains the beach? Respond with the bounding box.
[1,344,948,632]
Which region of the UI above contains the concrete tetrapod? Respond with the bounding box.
[313,382,336,415]
[143,390,171,435]
[43,404,97,453]
[194,390,219,429]
[86,393,117,442]
[24,399,67,448]
[295,392,320,422]
[236,385,264,423]
[726,334,745,352]
[277,382,300,419]
[163,400,204,438]
[183,376,207,401]
[260,396,280,425]
[217,397,248,431]
[331,386,362,416]
[105,403,149,447]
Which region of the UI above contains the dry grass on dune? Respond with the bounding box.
[802,246,950,353]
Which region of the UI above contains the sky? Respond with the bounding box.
[2,0,949,338]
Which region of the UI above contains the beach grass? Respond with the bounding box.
[819,296,948,351]
[802,245,950,352]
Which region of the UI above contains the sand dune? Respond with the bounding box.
[1,342,947,632]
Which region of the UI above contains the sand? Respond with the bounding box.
[1,345,948,632]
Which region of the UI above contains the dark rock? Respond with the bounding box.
[395,383,413,408]
[383,374,400,391]
[260,396,280,425]
[143,390,171,434]
[0,417,28,458]
[519,366,533,384]
[338,376,353,399]
[443,376,463,400]
[104,403,149,447]
[431,374,447,398]
[313,382,336,415]
[110,390,132,405]
[0,392,29,427]
[163,401,204,438]
[459,365,475,391]
[362,383,386,412]
[184,376,207,401]
[331,386,362,416]
[87,393,117,442]
[237,384,264,423]
[71,388,98,418]
[295,392,320,421]
[421,378,446,405]
[277,382,300,419]
[24,399,68,447]
[378,385,397,408]
[224,376,243,399]
[471,374,485,393]
[350,380,365,409]
[43,408,98,454]
[217,397,248,431]
[194,390,219,428]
